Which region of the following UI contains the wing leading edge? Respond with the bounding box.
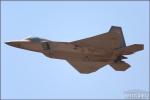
[71,26,126,50]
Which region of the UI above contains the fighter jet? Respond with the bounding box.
[5,26,144,74]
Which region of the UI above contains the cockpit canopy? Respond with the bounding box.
[25,37,49,43]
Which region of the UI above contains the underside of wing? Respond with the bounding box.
[71,26,126,50]
[67,60,108,73]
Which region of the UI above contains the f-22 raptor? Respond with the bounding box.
[6,26,144,74]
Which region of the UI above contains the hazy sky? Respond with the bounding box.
[1,1,149,99]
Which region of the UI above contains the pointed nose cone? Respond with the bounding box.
[5,41,21,48]
[5,40,42,52]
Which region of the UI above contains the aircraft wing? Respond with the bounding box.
[71,26,126,50]
[67,60,107,73]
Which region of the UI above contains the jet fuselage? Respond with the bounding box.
[5,26,144,73]
[41,41,114,62]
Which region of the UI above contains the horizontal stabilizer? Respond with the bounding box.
[110,61,130,71]
[115,44,144,55]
